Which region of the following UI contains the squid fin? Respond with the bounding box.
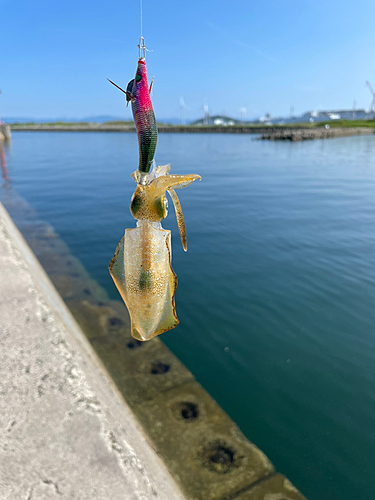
[108,235,127,305]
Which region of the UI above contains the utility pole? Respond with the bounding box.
[179,96,186,125]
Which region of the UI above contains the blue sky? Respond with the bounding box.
[1,0,375,121]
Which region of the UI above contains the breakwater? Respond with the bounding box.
[259,127,375,141]
[10,123,276,133]
[10,122,375,140]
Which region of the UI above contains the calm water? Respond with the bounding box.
[2,132,375,500]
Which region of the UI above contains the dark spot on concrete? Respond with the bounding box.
[199,441,236,474]
[180,402,199,420]
[108,317,123,327]
[126,339,142,349]
[210,447,233,465]
[150,362,170,374]
[83,288,91,295]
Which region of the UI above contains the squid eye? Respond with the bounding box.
[136,74,142,82]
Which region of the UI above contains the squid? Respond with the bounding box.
[108,38,201,341]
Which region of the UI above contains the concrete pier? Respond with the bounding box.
[0,202,186,500]
[0,124,11,141]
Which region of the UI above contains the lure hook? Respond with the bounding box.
[106,78,135,104]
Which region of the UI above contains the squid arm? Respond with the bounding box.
[168,188,187,251]
[154,173,200,251]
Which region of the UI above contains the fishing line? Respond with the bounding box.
[138,0,152,59]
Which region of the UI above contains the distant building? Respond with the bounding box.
[192,108,371,127]
[250,108,370,125]
[299,109,368,122]
[192,115,240,126]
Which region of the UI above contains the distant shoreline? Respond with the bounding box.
[9,122,375,140]
[9,123,290,134]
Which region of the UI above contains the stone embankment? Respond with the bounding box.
[259,127,375,141]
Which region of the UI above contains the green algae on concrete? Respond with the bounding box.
[66,300,131,340]
[65,298,194,406]
[227,473,307,500]
[91,332,195,406]
[49,274,109,302]
[134,381,274,500]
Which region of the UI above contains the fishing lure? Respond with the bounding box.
[108,38,201,341]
